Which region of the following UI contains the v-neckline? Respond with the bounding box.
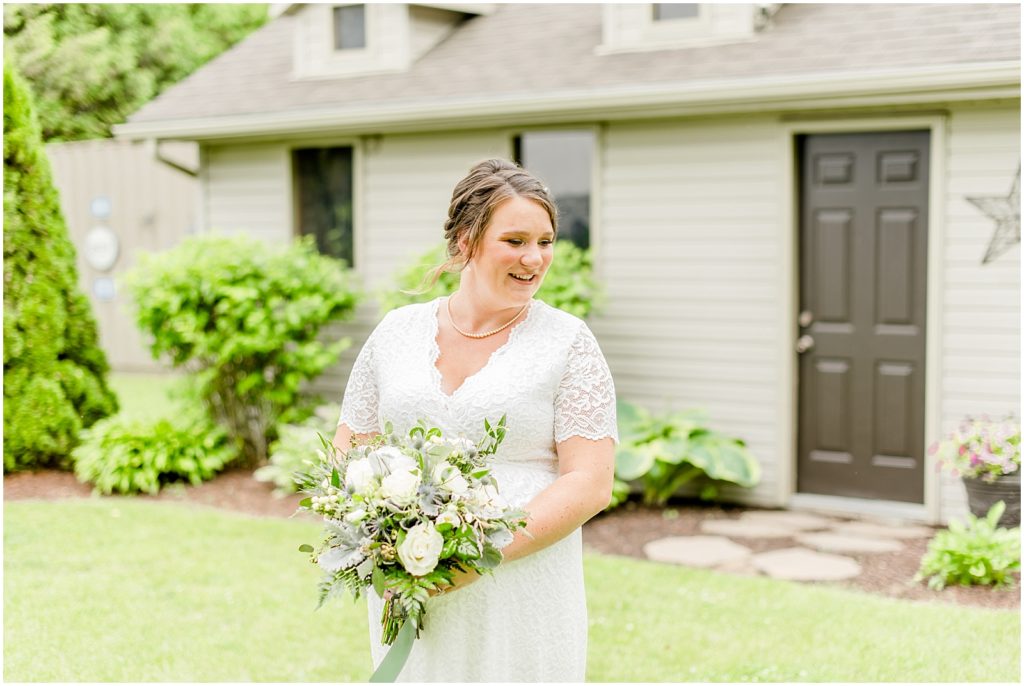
[429,296,535,400]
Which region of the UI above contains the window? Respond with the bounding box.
[653,3,700,21]
[513,131,594,250]
[292,146,355,266]
[333,4,366,50]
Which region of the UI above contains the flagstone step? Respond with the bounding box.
[751,547,862,581]
[642,535,752,568]
[795,532,904,554]
[739,510,837,531]
[700,519,799,538]
[829,521,935,540]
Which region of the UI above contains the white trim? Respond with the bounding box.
[113,61,1020,142]
[789,493,930,525]
[780,114,948,525]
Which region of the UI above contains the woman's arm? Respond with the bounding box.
[332,423,380,453]
[501,435,614,562]
[444,435,614,591]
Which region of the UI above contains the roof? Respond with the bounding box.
[116,3,1021,140]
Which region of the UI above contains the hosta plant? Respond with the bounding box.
[255,404,341,495]
[72,408,238,495]
[914,501,1021,590]
[609,399,761,509]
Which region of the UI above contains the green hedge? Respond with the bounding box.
[3,63,117,472]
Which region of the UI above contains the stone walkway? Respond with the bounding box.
[642,510,934,582]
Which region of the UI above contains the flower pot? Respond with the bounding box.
[962,471,1020,528]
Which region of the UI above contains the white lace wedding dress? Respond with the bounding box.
[337,296,618,682]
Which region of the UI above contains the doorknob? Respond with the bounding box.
[796,335,815,353]
[798,310,814,327]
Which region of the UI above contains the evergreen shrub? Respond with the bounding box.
[125,235,360,466]
[72,408,237,495]
[379,240,603,318]
[3,64,118,471]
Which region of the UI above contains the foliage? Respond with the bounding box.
[124,235,361,466]
[3,63,118,472]
[3,4,267,142]
[254,405,340,495]
[930,415,1020,482]
[914,501,1021,591]
[71,408,237,495]
[607,399,761,509]
[379,240,603,318]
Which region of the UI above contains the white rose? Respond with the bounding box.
[432,462,469,495]
[345,507,367,523]
[345,458,375,494]
[436,508,462,529]
[372,446,417,473]
[398,522,444,576]
[380,469,420,506]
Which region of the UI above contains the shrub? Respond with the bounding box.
[3,64,118,472]
[914,501,1021,590]
[254,405,339,495]
[72,409,237,495]
[608,399,761,510]
[124,235,361,466]
[379,240,603,318]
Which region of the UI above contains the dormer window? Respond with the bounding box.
[652,3,700,21]
[333,4,366,51]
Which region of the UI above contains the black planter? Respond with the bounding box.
[962,470,1021,528]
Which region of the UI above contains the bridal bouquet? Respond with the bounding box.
[296,416,527,675]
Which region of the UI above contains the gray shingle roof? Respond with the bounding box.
[127,3,1020,126]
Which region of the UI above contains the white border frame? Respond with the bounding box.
[779,114,947,524]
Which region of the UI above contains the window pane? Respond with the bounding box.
[293,147,354,266]
[333,4,366,50]
[515,131,594,250]
[653,3,700,21]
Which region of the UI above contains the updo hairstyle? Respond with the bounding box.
[421,159,558,288]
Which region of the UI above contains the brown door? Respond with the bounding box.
[797,131,929,503]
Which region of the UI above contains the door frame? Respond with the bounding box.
[777,114,947,524]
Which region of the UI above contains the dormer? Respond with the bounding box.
[280,3,494,79]
[599,3,779,54]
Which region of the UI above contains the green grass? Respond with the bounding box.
[4,500,1019,682]
[107,372,188,421]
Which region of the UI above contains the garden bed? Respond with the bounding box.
[4,468,1019,611]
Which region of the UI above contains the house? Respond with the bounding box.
[113,3,1021,524]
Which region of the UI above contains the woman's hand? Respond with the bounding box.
[430,567,480,597]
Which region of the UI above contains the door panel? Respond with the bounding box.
[797,131,929,503]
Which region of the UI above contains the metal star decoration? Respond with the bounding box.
[967,166,1020,265]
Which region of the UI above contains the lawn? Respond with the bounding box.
[4,499,1020,682]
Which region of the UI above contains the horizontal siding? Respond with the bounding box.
[594,115,785,504]
[204,143,291,243]
[937,104,1021,523]
[361,130,510,291]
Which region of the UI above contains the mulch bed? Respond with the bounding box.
[4,468,1019,611]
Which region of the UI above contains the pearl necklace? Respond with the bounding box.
[446,295,530,339]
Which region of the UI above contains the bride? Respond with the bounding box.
[333,158,617,682]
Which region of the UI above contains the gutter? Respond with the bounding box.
[113,61,1020,142]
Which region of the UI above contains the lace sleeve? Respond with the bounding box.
[337,317,387,434]
[553,323,618,444]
